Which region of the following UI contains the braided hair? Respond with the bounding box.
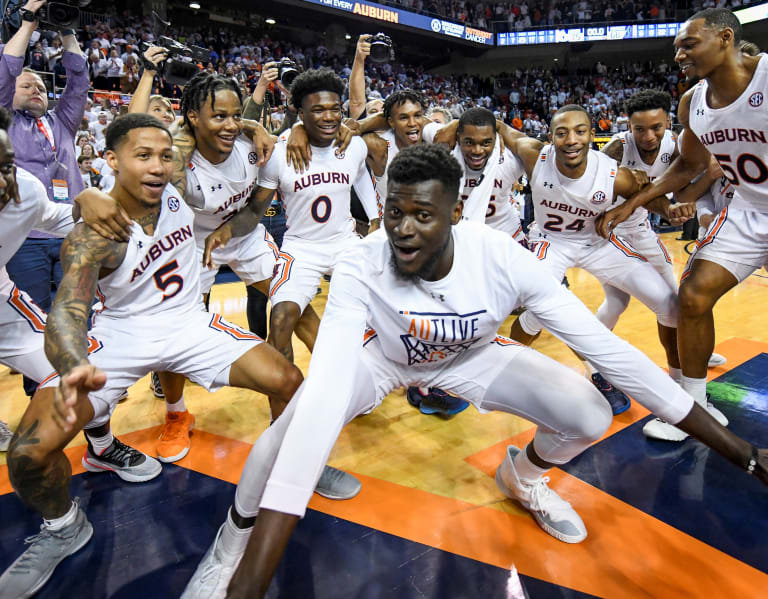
[180,71,243,131]
[382,89,428,121]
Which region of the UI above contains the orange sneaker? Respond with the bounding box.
[157,410,195,463]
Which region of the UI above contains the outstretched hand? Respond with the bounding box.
[595,202,636,238]
[76,187,132,242]
[203,225,232,269]
[52,364,106,433]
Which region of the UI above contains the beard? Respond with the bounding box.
[387,232,452,283]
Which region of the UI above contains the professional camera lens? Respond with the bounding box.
[278,59,299,86]
[368,33,392,64]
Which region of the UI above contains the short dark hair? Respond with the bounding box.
[625,90,671,117]
[388,144,462,199]
[289,68,344,110]
[552,104,591,126]
[457,107,496,134]
[77,154,92,164]
[383,89,428,120]
[0,106,10,132]
[180,71,243,131]
[689,7,742,44]
[105,113,171,152]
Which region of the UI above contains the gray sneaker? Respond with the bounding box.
[0,419,13,452]
[495,445,587,544]
[0,502,93,599]
[180,524,242,599]
[314,465,361,500]
[82,437,162,482]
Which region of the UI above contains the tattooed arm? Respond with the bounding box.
[600,138,624,163]
[44,223,127,376]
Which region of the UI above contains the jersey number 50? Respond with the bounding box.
[153,260,184,301]
[714,153,768,186]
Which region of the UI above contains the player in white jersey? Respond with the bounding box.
[181,145,767,599]
[425,107,526,242]
[205,69,377,368]
[0,115,306,599]
[597,8,768,440]
[498,105,686,418]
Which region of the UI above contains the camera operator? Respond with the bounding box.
[127,45,176,126]
[0,0,88,395]
[242,60,297,136]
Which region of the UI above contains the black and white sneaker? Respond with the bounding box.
[82,437,161,482]
[149,372,165,399]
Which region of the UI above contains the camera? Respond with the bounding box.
[276,58,299,86]
[366,32,393,64]
[141,36,211,86]
[37,2,79,28]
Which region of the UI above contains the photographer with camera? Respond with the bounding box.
[127,45,176,127]
[0,0,88,396]
[243,59,298,136]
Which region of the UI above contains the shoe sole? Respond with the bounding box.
[81,455,162,482]
[419,403,469,417]
[610,399,632,416]
[23,520,93,599]
[494,466,586,544]
[157,422,194,463]
[641,420,689,442]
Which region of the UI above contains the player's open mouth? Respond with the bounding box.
[563,148,581,159]
[318,124,338,134]
[394,244,420,263]
[679,62,694,75]
[406,130,420,142]
[142,181,165,194]
[218,134,236,146]
[468,154,486,168]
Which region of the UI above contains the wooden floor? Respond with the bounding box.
[1,231,767,598]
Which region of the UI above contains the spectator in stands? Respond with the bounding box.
[44,36,63,71]
[105,48,123,90]
[0,0,88,396]
[77,154,101,188]
[120,55,140,93]
[28,41,47,72]
[88,111,109,142]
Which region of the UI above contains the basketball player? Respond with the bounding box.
[597,91,726,414]
[181,145,766,599]
[0,114,306,598]
[501,105,693,419]
[596,8,768,440]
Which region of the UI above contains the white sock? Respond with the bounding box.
[681,375,707,406]
[86,430,114,455]
[513,446,550,484]
[582,360,597,377]
[669,367,683,385]
[44,500,78,531]
[218,509,252,560]
[418,387,429,395]
[166,395,186,413]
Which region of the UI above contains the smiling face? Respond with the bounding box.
[674,18,732,81]
[384,179,461,282]
[388,100,425,149]
[629,108,668,155]
[13,72,48,118]
[187,88,244,163]
[299,91,342,147]
[149,98,176,126]
[105,127,174,209]
[458,124,496,171]
[550,110,594,177]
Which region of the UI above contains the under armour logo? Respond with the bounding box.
[696,109,705,115]
[543,182,554,189]
[431,292,446,302]
[137,241,143,248]
[196,185,201,191]
[210,184,223,192]
[626,160,636,166]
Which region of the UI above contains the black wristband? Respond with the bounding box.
[746,445,759,475]
[19,8,37,22]
[140,55,157,71]
[59,28,76,36]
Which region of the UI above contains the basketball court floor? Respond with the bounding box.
[1,232,766,598]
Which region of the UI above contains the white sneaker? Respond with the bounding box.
[495,445,587,544]
[708,353,727,368]
[706,401,729,427]
[642,418,689,441]
[181,524,242,599]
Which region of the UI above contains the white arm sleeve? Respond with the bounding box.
[260,263,370,516]
[512,250,694,424]
[353,164,379,221]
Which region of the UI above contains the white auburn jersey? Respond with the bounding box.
[330,222,539,368]
[94,185,202,321]
[612,129,676,229]
[187,136,258,243]
[689,54,768,213]
[461,148,525,233]
[0,167,73,296]
[259,136,372,242]
[530,146,617,243]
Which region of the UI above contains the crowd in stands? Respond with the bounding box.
[377,0,757,30]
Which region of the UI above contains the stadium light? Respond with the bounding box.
[345,33,351,39]
[265,18,276,24]
[189,1,200,8]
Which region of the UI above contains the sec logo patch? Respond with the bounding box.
[749,92,763,107]
[591,190,607,205]
[167,196,180,212]
[661,153,671,163]
[248,152,258,164]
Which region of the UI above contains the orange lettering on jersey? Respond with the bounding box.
[408,319,418,337]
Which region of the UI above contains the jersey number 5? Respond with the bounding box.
[153,260,184,301]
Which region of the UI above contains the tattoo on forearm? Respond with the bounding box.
[171,128,196,197]
[45,224,127,376]
[228,188,273,238]
[8,420,72,519]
